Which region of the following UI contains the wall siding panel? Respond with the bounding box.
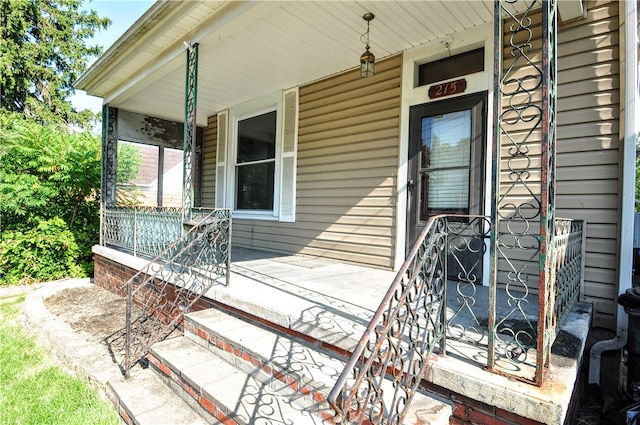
[558,0,621,329]
[499,0,621,328]
[200,55,402,269]
[197,1,623,328]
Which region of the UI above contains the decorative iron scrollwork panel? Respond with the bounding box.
[329,217,447,424]
[491,0,558,384]
[110,208,231,378]
[182,43,199,222]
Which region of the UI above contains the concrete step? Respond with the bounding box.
[149,336,334,424]
[179,306,452,425]
[107,360,212,425]
[184,307,346,402]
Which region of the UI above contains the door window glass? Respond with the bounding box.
[420,110,472,218]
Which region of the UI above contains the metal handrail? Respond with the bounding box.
[117,208,231,378]
[327,214,449,423]
[328,214,584,422]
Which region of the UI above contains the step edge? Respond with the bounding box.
[147,350,246,424]
[148,349,337,424]
[184,317,343,397]
[106,369,210,425]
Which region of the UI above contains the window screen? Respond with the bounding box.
[235,111,277,210]
[420,110,472,217]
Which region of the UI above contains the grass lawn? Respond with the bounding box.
[0,293,120,425]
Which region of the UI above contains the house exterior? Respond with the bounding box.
[75,0,638,423]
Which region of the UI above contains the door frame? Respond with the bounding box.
[396,24,494,277]
[406,92,487,253]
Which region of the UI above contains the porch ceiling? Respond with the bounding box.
[75,0,576,127]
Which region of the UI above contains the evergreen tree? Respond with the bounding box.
[0,0,110,124]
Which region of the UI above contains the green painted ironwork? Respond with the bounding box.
[553,219,585,327]
[182,42,199,224]
[103,207,232,378]
[539,0,558,382]
[102,206,183,258]
[329,213,583,422]
[100,105,118,246]
[328,214,449,424]
[490,0,558,385]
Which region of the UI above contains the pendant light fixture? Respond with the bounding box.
[360,12,375,78]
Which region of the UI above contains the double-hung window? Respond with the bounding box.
[215,89,298,222]
[235,111,277,210]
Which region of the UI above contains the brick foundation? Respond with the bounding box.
[94,252,350,358]
[94,254,131,298]
[94,253,212,326]
[422,380,545,425]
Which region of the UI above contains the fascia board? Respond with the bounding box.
[103,1,281,107]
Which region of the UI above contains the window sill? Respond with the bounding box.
[233,210,279,221]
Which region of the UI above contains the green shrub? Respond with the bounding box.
[0,218,84,285]
[0,113,104,284]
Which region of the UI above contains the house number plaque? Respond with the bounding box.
[428,78,467,99]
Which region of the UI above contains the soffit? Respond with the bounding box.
[76,0,556,127]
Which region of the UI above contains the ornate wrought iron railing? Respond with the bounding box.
[111,208,231,378]
[327,214,449,425]
[552,219,586,329]
[102,206,183,258]
[328,214,584,423]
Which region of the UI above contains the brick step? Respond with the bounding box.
[107,360,213,425]
[184,307,346,402]
[178,306,452,425]
[149,336,334,424]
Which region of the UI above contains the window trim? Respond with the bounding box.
[226,94,283,220]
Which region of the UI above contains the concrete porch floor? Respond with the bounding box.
[212,246,397,352]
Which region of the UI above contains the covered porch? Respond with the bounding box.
[92,202,589,424]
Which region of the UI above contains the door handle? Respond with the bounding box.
[407,179,415,191]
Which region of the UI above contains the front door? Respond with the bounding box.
[406,92,487,275]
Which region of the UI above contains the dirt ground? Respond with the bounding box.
[43,285,129,342]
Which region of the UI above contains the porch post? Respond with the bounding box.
[488,0,502,375]
[538,0,558,381]
[100,105,118,244]
[181,42,199,224]
[489,0,557,385]
[101,104,118,207]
